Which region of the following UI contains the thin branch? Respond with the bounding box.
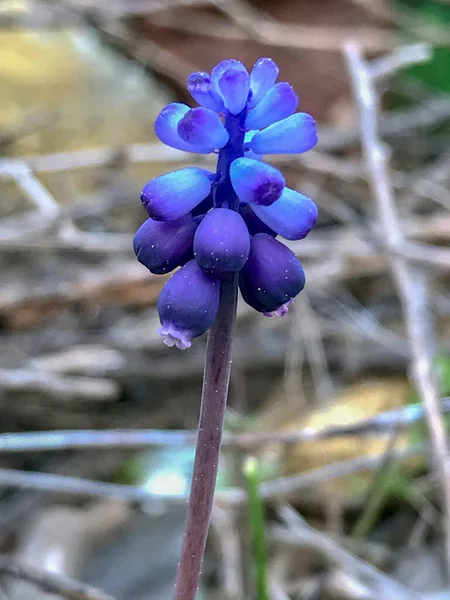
[298,293,334,400]
[0,555,115,600]
[108,0,211,16]
[0,111,58,151]
[344,40,450,578]
[0,162,59,220]
[396,242,450,270]
[0,468,173,505]
[0,399,449,453]
[0,445,429,507]
[211,506,245,600]
[0,369,119,403]
[156,0,398,51]
[276,505,425,600]
[370,42,432,80]
[92,18,198,88]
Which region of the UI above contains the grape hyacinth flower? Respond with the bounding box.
[133,58,318,600]
[135,58,317,349]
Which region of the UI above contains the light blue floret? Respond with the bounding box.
[249,113,318,155]
[245,82,298,130]
[248,57,279,108]
[141,168,214,221]
[251,187,318,240]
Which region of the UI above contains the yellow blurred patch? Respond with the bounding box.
[0,0,29,14]
[259,377,411,506]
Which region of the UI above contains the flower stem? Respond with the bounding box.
[173,273,238,600]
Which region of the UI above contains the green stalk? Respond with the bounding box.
[244,456,270,600]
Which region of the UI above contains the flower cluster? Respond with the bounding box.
[134,58,318,349]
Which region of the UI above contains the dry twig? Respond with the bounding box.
[0,555,115,600]
[0,369,118,402]
[277,505,425,600]
[211,506,245,600]
[0,399,449,453]
[344,40,450,577]
[0,444,428,507]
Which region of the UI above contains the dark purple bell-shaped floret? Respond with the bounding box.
[157,259,220,350]
[239,233,305,314]
[194,208,250,277]
[133,215,197,275]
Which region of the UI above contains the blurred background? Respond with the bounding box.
[0,0,450,599]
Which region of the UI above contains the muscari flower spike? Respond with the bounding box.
[134,57,318,349]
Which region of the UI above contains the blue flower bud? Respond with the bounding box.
[133,215,197,274]
[245,82,298,130]
[239,233,305,314]
[230,158,285,206]
[186,72,224,112]
[211,59,247,83]
[141,168,213,221]
[239,205,276,237]
[194,208,250,277]
[177,107,229,149]
[154,103,212,153]
[218,68,250,115]
[251,187,318,240]
[249,113,317,155]
[248,57,279,108]
[211,60,249,113]
[158,259,220,349]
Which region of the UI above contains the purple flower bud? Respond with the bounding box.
[245,82,298,130]
[186,71,224,112]
[177,107,229,149]
[211,59,247,84]
[218,68,250,115]
[240,205,276,237]
[251,187,317,240]
[211,60,249,114]
[194,208,250,277]
[141,168,213,221]
[248,58,279,108]
[249,113,318,155]
[230,158,285,206]
[158,259,220,349]
[154,103,212,154]
[239,234,305,314]
[133,215,197,275]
